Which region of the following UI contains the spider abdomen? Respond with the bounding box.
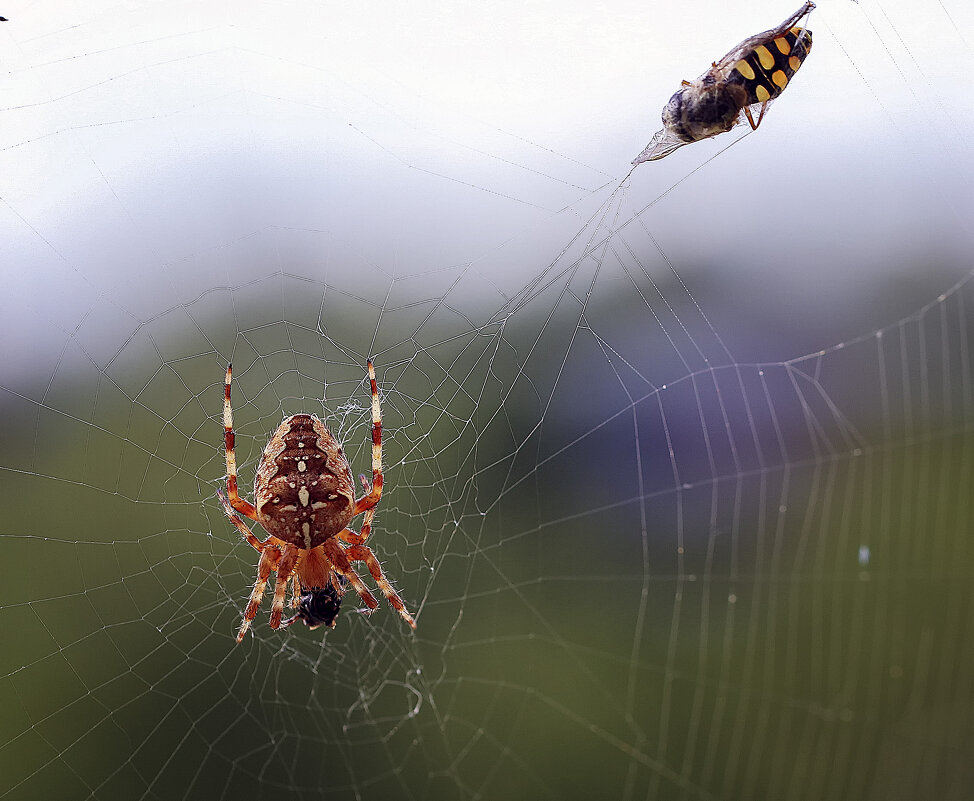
[254,414,356,549]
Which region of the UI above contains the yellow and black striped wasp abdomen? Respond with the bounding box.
[732,26,813,105]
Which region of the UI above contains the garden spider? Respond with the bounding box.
[219,361,416,642]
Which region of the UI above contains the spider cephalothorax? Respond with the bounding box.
[219,361,416,642]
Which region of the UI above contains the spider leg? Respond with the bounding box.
[340,475,375,546]
[280,613,300,630]
[322,538,380,613]
[338,524,366,546]
[344,544,416,629]
[218,489,270,553]
[291,574,302,608]
[268,544,302,630]
[224,363,259,521]
[352,361,383,516]
[236,545,280,642]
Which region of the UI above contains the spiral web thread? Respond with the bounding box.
[1,3,972,800]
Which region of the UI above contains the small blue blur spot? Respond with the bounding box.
[858,545,870,567]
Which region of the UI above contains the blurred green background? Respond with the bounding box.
[2,258,972,800]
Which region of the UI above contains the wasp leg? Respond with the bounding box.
[756,100,769,127]
[743,105,757,130]
[743,101,770,131]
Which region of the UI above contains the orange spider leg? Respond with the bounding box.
[280,607,305,630]
[352,361,383,516]
[268,544,302,630]
[237,546,280,642]
[218,489,269,553]
[280,614,299,630]
[340,474,375,546]
[344,543,416,629]
[224,363,259,521]
[338,516,369,546]
[322,538,380,613]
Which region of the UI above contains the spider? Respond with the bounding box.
[218,361,416,642]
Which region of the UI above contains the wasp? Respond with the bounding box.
[634,2,814,164]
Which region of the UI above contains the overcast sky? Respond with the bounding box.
[1,0,972,384]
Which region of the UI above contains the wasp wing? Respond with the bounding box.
[632,127,690,164]
[633,97,781,165]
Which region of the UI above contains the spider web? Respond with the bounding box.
[2,2,973,800]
